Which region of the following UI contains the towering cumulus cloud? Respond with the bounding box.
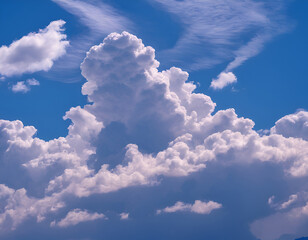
[0,32,307,239]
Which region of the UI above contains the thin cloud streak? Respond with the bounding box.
[52,0,130,34]
[152,0,291,88]
[49,0,133,82]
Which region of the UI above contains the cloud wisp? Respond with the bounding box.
[210,72,237,90]
[152,0,290,89]
[52,0,130,35]
[49,0,132,82]
[51,209,106,228]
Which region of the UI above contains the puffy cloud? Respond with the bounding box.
[26,78,40,86]
[0,20,69,77]
[11,81,30,93]
[0,184,64,231]
[49,0,132,82]
[51,209,106,228]
[210,72,237,90]
[157,200,222,215]
[0,31,307,238]
[11,78,40,93]
[271,111,308,141]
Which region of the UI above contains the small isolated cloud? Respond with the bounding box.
[119,212,129,220]
[0,20,69,77]
[11,79,40,93]
[11,81,30,93]
[26,78,40,86]
[210,72,237,90]
[268,196,275,206]
[157,200,222,215]
[51,209,106,228]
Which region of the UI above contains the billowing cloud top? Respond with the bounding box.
[0,32,307,240]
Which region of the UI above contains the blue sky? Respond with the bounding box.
[0,1,307,240]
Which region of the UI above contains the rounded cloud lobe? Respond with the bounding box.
[271,111,308,141]
[0,32,307,239]
[210,71,237,90]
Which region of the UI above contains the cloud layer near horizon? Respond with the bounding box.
[0,32,307,240]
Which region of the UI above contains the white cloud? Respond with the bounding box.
[268,196,275,206]
[26,78,40,86]
[52,0,130,35]
[51,209,106,228]
[0,184,64,231]
[271,111,308,141]
[11,81,30,93]
[157,200,222,215]
[268,194,299,210]
[0,20,69,77]
[251,202,308,240]
[11,78,40,93]
[152,0,288,72]
[152,0,289,89]
[49,0,132,80]
[252,192,308,240]
[210,72,237,90]
[279,194,298,210]
[0,32,307,235]
[119,212,129,220]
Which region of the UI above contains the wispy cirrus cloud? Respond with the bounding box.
[52,0,130,34]
[151,0,291,89]
[49,0,133,82]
